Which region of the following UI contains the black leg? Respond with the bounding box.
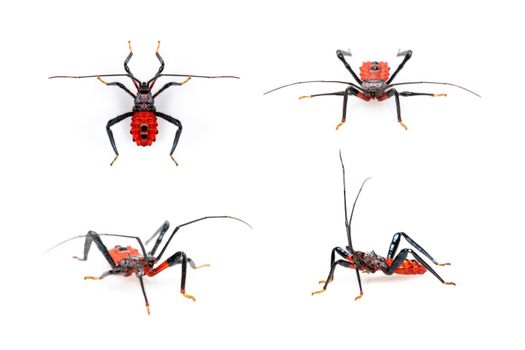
[173,256,210,269]
[385,89,407,130]
[156,112,182,165]
[312,258,361,299]
[136,272,151,315]
[337,86,359,130]
[84,269,121,280]
[336,49,362,84]
[147,251,196,301]
[152,77,191,99]
[387,232,450,266]
[383,248,455,286]
[298,86,359,130]
[154,41,165,77]
[124,41,134,77]
[145,221,171,256]
[106,111,134,166]
[97,77,136,98]
[386,49,412,84]
[72,231,117,269]
[316,246,351,285]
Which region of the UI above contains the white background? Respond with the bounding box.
[1,0,523,348]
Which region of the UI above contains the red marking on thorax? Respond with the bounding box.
[359,62,390,81]
[130,111,158,146]
[386,258,426,275]
[109,246,140,266]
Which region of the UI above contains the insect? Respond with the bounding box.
[264,49,480,130]
[311,151,455,300]
[45,216,251,314]
[49,41,239,165]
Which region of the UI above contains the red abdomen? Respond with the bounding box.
[359,62,390,81]
[130,111,158,146]
[109,245,140,265]
[386,258,426,275]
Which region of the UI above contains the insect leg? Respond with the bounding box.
[385,89,408,130]
[72,231,117,269]
[136,272,151,315]
[383,248,455,285]
[152,77,191,98]
[318,247,350,285]
[96,77,136,98]
[386,50,413,84]
[84,269,121,280]
[387,232,450,266]
[147,251,196,301]
[124,41,134,76]
[145,221,171,256]
[336,49,362,84]
[337,86,359,130]
[312,259,356,296]
[106,111,134,166]
[156,112,183,165]
[298,87,358,130]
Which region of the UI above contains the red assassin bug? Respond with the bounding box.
[45,216,252,314]
[264,49,480,130]
[311,151,455,300]
[49,41,239,166]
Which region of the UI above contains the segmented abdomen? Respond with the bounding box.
[359,62,390,81]
[130,111,158,146]
[386,258,426,275]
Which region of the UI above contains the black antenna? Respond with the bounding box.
[383,81,481,98]
[49,73,141,85]
[263,80,363,95]
[154,216,252,261]
[339,150,371,252]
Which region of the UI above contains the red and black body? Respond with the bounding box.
[45,216,251,314]
[311,152,455,300]
[49,41,239,165]
[264,49,480,130]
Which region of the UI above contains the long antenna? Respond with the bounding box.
[263,80,363,95]
[155,216,252,261]
[49,73,141,84]
[339,150,371,252]
[383,81,481,98]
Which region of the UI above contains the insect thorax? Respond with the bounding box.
[354,250,388,272]
[361,79,387,92]
[133,93,155,112]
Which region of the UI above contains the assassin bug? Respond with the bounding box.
[49,41,239,165]
[44,216,251,314]
[264,49,480,130]
[311,152,455,300]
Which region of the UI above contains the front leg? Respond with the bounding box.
[72,231,117,269]
[156,112,183,165]
[386,49,413,84]
[106,112,134,166]
[336,49,362,84]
